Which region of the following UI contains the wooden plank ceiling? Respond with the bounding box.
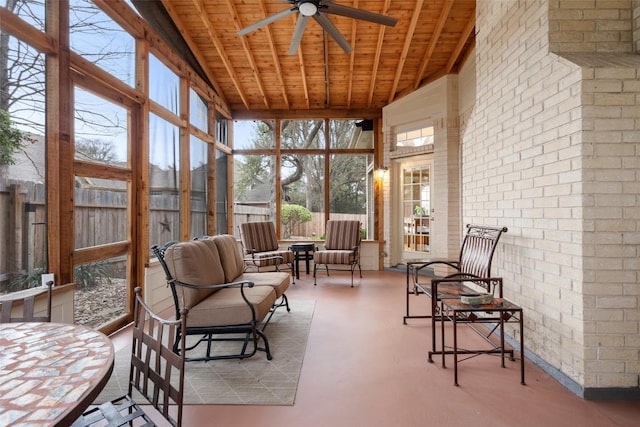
[155,0,476,117]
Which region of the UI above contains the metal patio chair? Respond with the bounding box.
[73,287,187,427]
[0,280,53,323]
[239,221,295,282]
[403,224,508,360]
[313,220,362,287]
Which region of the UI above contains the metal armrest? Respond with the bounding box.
[411,259,460,286]
[414,259,459,272]
[170,278,255,291]
[168,278,258,320]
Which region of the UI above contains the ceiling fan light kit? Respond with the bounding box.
[238,0,397,55]
[298,2,318,17]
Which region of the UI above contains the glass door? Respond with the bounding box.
[401,162,431,258]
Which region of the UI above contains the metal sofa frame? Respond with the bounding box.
[152,241,273,362]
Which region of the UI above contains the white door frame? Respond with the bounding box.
[389,155,434,266]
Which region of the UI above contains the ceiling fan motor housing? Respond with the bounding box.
[298,1,318,17]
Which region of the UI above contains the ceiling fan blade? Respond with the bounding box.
[323,3,397,27]
[288,15,309,55]
[238,7,297,36]
[313,13,352,53]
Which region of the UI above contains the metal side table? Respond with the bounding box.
[439,297,525,386]
[289,242,316,280]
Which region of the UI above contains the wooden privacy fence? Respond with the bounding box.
[295,212,366,239]
[234,204,366,240]
[0,181,47,281]
[0,180,365,284]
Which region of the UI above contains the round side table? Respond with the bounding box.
[288,242,316,280]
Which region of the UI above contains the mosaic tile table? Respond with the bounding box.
[0,322,114,426]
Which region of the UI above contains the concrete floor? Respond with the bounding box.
[110,269,640,427]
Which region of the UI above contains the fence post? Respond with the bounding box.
[9,183,25,275]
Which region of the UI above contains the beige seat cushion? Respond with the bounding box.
[186,286,276,328]
[236,272,290,299]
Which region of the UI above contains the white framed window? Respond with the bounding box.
[395,124,434,148]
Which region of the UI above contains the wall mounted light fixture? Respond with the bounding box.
[376,165,389,179]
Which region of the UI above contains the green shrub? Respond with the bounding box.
[74,261,113,291]
[0,109,26,165]
[7,268,45,292]
[281,204,312,238]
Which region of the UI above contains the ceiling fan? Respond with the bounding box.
[237,0,397,55]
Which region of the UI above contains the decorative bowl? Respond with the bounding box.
[460,293,493,305]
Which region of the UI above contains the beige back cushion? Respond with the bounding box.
[164,239,225,308]
[211,234,245,282]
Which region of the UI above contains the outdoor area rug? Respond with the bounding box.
[95,299,315,405]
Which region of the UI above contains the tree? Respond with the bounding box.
[235,119,367,216]
[1,0,131,136]
[75,138,117,163]
[234,121,275,205]
[0,109,25,165]
[329,153,367,213]
[327,120,367,214]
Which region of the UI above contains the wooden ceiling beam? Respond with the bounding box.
[178,0,251,110]
[446,8,476,73]
[158,0,227,105]
[289,10,311,110]
[323,33,330,108]
[346,0,359,108]
[368,0,392,108]
[414,0,453,89]
[388,0,424,104]
[225,0,269,109]
[258,0,290,109]
[232,108,382,120]
[295,16,311,110]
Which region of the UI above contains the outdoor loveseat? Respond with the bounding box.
[152,234,291,361]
